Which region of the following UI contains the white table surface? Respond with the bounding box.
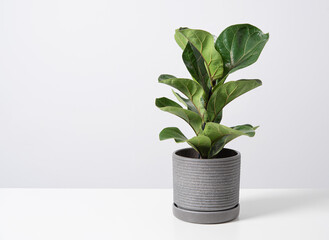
[0,189,328,240]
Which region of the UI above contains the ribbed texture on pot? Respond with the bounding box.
[173,148,241,212]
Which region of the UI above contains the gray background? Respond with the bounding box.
[1,0,328,188]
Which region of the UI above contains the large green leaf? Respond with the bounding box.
[175,28,224,84]
[207,79,262,122]
[159,127,187,143]
[182,43,210,97]
[155,99,203,134]
[203,123,257,158]
[215,24,269,77]
[187,135,211,158]
[158,75,207,121]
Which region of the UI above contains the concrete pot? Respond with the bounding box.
[172,148,241,224]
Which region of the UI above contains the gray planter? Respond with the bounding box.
[172,148,241,224]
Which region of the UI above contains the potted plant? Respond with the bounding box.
[156,24,269,224]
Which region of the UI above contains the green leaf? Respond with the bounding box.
[215,24,269,76]
[156,105,203,135]
[175,28,224,84]
[158,75,207,121]
[155,97,200,131]
[203,123,239,143]
[207,79,262,122]
[174,27,188,49]
[159,127,188,143]
[182,43,210,97]
[187,135,211,158]
[214,111,223,123]
[155,97,182,108]
[172,90,198,113]
[231,124,259,137]
[203,123,257,158]
[158,74,176,81]
[208,136,230,159]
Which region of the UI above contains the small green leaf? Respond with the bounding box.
[215,24,269,76]
[213,111,223,123]
[159,127,188,143]
[208,136,229,159]
[172,90,198,113]
[155,97,182,108]
[175,28,224,84]
[231,124,259,137]
[187,135,211,158]
[158,76,207,121]
[159,74,176,81]
[207,79,262,122]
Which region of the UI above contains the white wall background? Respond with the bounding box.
[1,0,328,188]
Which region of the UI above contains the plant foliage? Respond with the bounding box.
[156,24,269,158]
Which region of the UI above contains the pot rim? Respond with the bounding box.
[173,147,241,162]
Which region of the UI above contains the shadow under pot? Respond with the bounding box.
[172,148,241,224]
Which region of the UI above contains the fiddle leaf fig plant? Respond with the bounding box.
[156,24,269,159]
